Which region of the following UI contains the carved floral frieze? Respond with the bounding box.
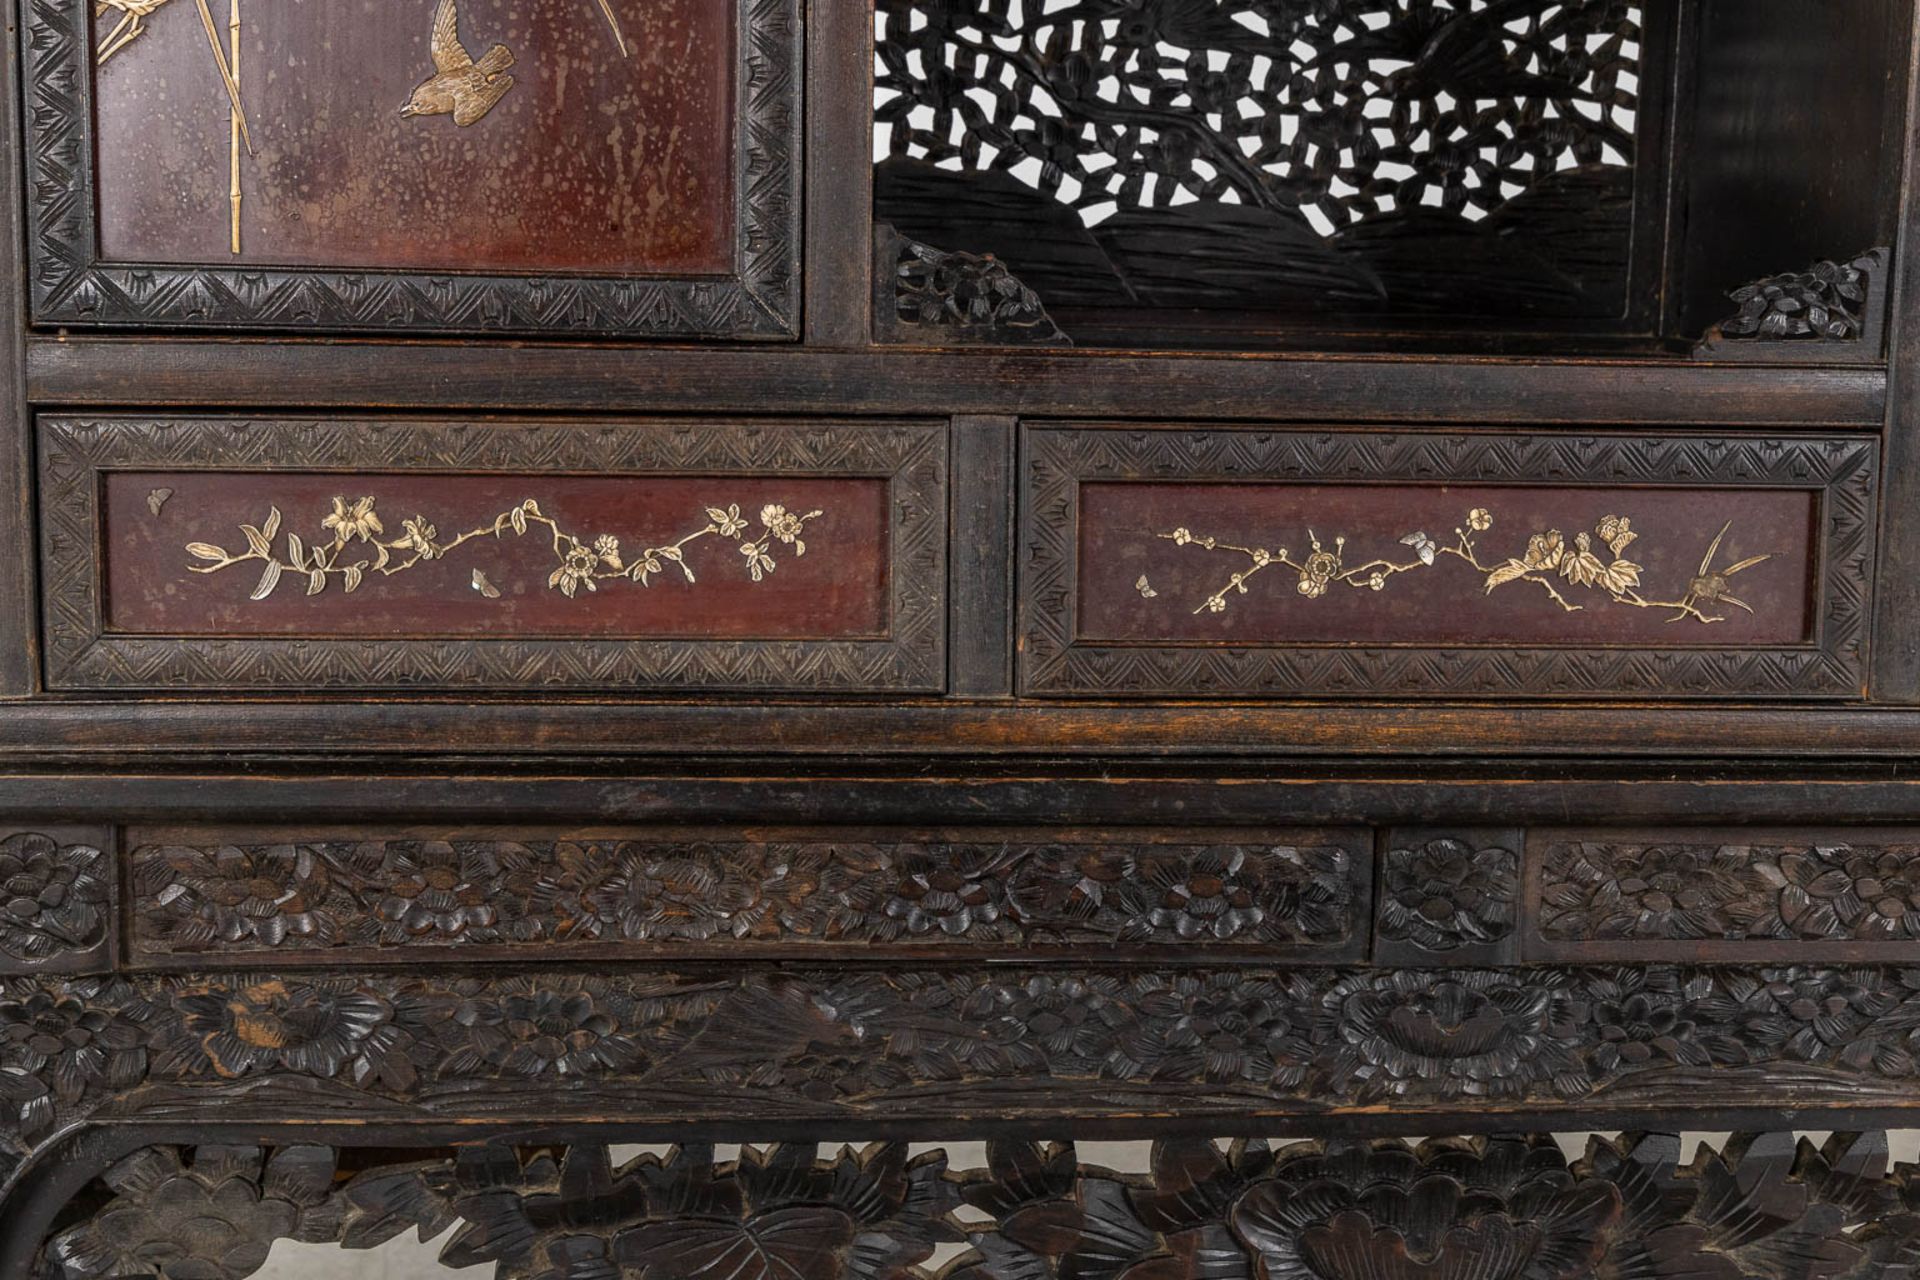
[1538,838,1920,945]
[10,964,1920,1185]
[131,836,1363,956]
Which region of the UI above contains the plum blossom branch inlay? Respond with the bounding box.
[1159,508,1772,626]
[185,495,825,602]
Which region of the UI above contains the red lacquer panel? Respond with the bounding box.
[92,0,734,274]
[107,473,887,640]
[1077,483,1815,647]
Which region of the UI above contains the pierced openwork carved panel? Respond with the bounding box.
[125,828,1369,962]
[22,0,799,336]
[1018,426,1874,698]
[1528,827,1920,962]
[39,417,947,692]
[874,0,1661,344]
[31,1132,1920,1280]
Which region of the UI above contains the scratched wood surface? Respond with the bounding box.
[90,0,734,273]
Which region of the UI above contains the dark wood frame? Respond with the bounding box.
[18,0,802,339]
[38,415,947,692]
[3,0,1920,1271]
[1018,424,1877,700]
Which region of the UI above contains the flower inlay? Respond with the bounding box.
[185,496,825,602]
[1160,509,1771,625]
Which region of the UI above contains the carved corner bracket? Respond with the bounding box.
[873,225,1072,347]
[1697,248,1890,362]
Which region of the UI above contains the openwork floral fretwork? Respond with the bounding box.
[132,837,1362,955]
[185,495,824,601]
[875,0,1639,236]
[39,1131,1920,1280]
[1540,839,1920,944]
[1161,508,1771,624]
[46,1145,338,1280]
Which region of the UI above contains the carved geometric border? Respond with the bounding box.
[38,417,946,691]
[1018,426,1877,699]
[20,0,799,338]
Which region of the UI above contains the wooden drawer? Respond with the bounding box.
[39,416,945,691]
[1526,826,1920,963]
[1018,425,1876,699]
[119,825,1373,966]
[99,821,1920,971]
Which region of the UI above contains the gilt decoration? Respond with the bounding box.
[1018,427,1874,698]
[185,496,825,603]
[27,0,802,335]
[39,417,946,691]
[1160,509,1771,626]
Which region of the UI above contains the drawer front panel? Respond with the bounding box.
[41,417,945,691]
[1019,426,1875,698]
[1527,827,1920,962]
[122,826,1373,966]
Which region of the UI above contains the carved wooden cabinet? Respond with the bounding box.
[6,0,1920,1277]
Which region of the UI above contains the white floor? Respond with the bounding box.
[255,1134,1920,1278]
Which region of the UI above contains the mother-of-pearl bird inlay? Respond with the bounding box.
[401,0,515,127]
